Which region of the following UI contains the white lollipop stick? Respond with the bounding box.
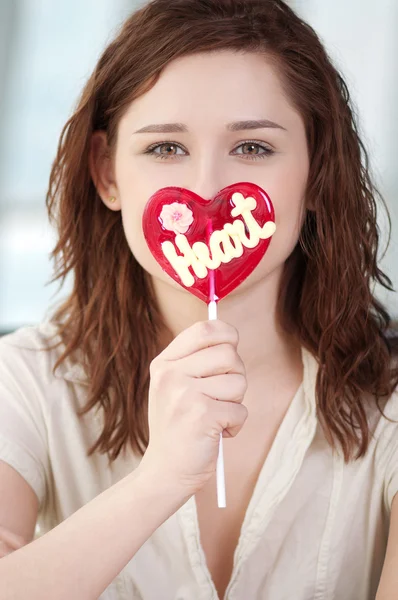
[207,298,226,509]
[206,217,226,509]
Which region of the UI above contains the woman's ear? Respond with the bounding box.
[89,131,121,211]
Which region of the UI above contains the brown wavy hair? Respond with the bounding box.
[46,0,398,463]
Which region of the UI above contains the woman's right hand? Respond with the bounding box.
[139,320,248,497]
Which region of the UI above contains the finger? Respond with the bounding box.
[160,320,239,361]
[198,374,247,402]
[205,400,248,439]
[0,525,27,549]
[178,344,245,378]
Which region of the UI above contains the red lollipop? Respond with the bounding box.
[142,182,276,507]
[143,181,276,305]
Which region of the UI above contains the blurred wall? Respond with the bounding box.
[293,0,398,317]
[0,0,142,332]
[0,0,396,332]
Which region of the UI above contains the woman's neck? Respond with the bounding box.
[151,264,302,381]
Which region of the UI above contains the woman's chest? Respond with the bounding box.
[186,428,388,600]
[194,414,288,600]
[116,443,388,600]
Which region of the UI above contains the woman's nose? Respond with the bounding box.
[188,176,227,201]
[186,159,227,201]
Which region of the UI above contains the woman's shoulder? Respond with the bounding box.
[372,382,398,512]
[381,341,398,421]
[0,320,87,390]
[0,322,91,510]
[0,320,61,350]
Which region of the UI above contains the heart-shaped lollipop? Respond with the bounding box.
[142,182,276,304]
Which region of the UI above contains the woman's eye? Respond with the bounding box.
[232,142,274,160]
[145,143,186,159]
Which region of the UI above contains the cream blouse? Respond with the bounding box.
[0,321,397,600]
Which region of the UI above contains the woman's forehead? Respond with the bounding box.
[120,51,303,136]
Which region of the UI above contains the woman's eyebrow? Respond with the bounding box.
[133,119,287,134]
[227,119,287,132]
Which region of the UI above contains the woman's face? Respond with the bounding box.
[92,50,310,298]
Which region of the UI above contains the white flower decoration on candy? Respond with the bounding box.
[159,202,194,234]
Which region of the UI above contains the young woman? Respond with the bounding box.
[0,0,397,598]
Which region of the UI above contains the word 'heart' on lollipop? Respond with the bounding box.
[142,182,276,304]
